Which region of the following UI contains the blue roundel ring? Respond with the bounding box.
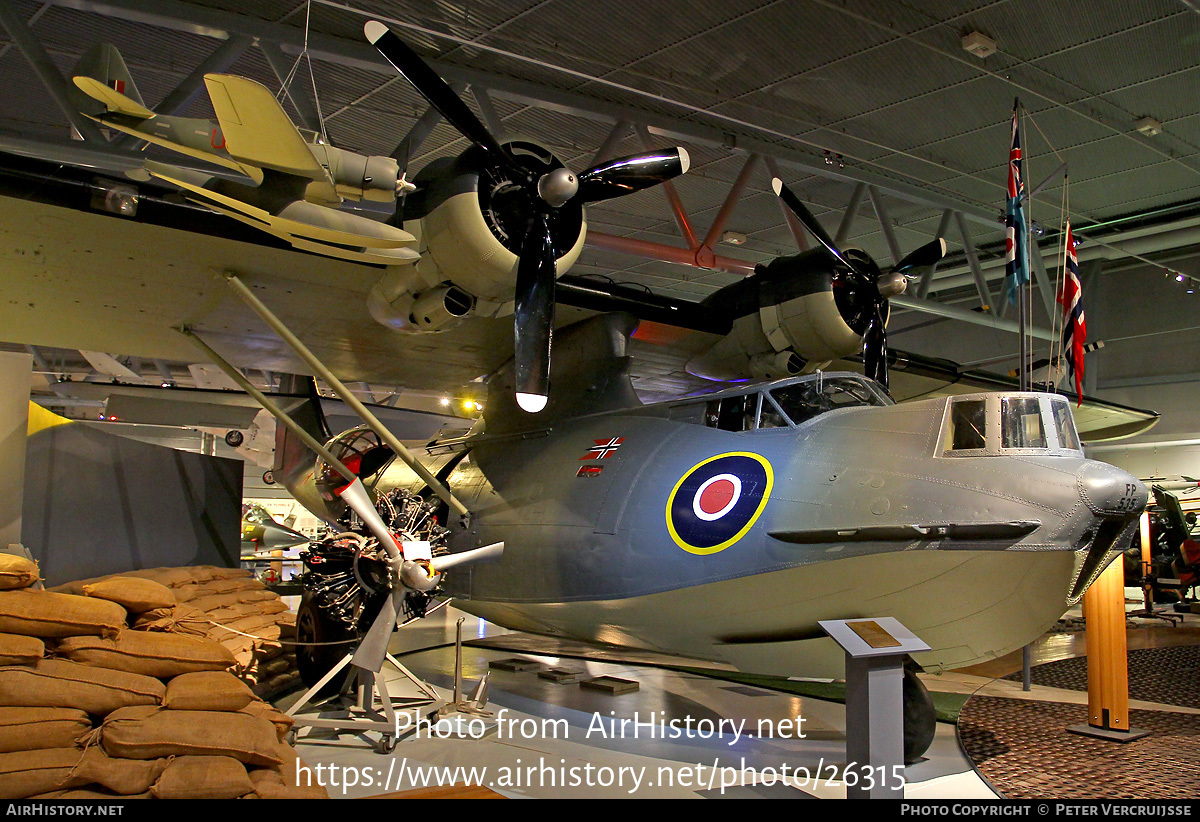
[666,452,773,555]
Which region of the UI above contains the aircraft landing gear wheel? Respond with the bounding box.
[376,735,396,755]
[224,429,244,447]
[903,666,937,764]
[262,470,275,485]
[296,593,355,697]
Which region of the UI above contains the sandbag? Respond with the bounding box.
[73,747,167,796]
[32,788,150,799]
[201,578,266,595]
[0,632,43,665]
[151,756,252,800]
[130,604,210,637]
[0,707,90,753]
[99,706,283,767]
[239,700,294,743]
[200,566,254,582]
[56,630,235,678]
[164,671,254,712]
[0,659,164,715]
[0,748,86,799]
[0,590,125,638]
[0,555,39,591]
[82,577,176,613]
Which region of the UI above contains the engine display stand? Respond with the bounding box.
[819,617,930,800]
[285,651,443,754]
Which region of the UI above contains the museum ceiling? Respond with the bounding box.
[0,0,1198,447]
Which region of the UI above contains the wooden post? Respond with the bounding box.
[1068,555,1149,741]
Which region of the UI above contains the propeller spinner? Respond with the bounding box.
[771,177,946,390]
[366,21,690,412]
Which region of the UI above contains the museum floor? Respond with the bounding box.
[281,602,1200,800]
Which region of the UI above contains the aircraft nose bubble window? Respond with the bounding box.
[1052,398,1082,451]
[1001,396,1047,449]
[946,398,987,451]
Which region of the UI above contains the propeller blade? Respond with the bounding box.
[576,147,690,203]
[513,212,557,412]
[862,303,889,391]
[434,541,505,572]
[893,237,947,273]
[771,177,856,271]
[351,588,402,673]
[365,21,520,178]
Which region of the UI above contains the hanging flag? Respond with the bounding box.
[1058,223,1086,404]
[1004,100,1029,306]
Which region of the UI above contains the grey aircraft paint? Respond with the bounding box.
[284,314,1147,679]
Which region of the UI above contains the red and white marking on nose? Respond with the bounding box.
[693,473,741,521]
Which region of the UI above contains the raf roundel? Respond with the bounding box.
[667,453,773,555]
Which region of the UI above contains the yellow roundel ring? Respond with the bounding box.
[666,451,773,555]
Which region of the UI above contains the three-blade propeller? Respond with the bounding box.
[771,177,946,390]
[366,21,689,412]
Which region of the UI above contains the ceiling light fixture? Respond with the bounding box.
[1135,117,1162,137]
[962,32,997,59]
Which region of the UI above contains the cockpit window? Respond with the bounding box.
[770,377,889,426]
[705,394,758,432]
[1052,399,1081,451]
[1001,396,1047,449]
[947,398,987,450]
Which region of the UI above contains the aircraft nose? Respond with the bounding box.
[1076,461,1147,518]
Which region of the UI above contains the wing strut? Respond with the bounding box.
[219,270,470,521]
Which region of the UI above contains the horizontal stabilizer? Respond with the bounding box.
[72,75,154,120]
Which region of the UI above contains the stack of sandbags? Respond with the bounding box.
[0,566,325,799]
[55,566,300,699]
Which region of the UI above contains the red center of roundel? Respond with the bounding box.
[698,478,737,515]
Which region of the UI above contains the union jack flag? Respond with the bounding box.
[1004,101,1029,307]
[1058,223,1086,404]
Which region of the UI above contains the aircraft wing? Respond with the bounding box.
[203,74,339,203]
[0,153,522,389]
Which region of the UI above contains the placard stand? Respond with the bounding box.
[819,617,930,799]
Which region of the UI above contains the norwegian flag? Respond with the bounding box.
[1058,223,1087,404]
[579,437,624,460]
[1004,101,1029,307]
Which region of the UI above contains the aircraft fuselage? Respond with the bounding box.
[361,374,1145,678]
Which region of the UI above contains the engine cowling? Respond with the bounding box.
[686,248,877,382]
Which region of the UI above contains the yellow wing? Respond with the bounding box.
[203,74,339,204]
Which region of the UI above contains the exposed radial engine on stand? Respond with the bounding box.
[295,488,449,688]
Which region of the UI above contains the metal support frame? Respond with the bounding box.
[392,82,466,167]
[221,272,471,519]
[178,326,357,485]
[835,183,868,247]
[0,2,106,143]
[917,210,955,298]
[636,124,698,250]
[470,85,507,144]
[699,153,759,259]
[257,39,323,132]
[955,212,993,312]
[866,185,903,266]
[1029,242,1058,323]
[590,119,631,167]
